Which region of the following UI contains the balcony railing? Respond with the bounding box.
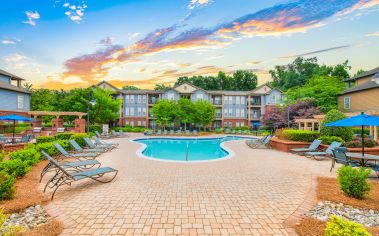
[215,113,222,118]
[212,100,222,105]
[250,112,261,119]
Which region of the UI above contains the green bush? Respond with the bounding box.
[352,128,370,135]
[324,215,370,236]
[337,166,371,199]
[36,136,55,144]
[89,124,101,133]
[0,159,32,177]
[319,136,344,145]
[344,139,378,148]
[9,148,41,165]
[0,172,15,200]
[63,124,75,128]
[214,128,222,134]
[70,133,89,147]
[35,142,58,156]
[56,132,75,140]
[281,129,320,142]
[320,109,353,141]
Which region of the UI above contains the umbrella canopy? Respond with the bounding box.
[325,112,379,156]
[0,114,33,143]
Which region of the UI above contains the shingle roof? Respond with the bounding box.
[0,81,31,94]
[344,66,379,82]
[341,80,379,94]
[0,69,25,81]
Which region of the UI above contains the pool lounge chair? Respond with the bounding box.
[111,130,120,137]
[231,130,236,134]
[290,139,322,153]
[93,136,118,148]
[156,130,162,136]
[163,130,168,135]
[177,130,182,136]
[95,130,110,139]
[305,142,341,160]
[69,140,105,154]
[193,130,198,136]
[186,130,190,136]
[41,150,117,199]
[15,134,33,143]
[330,147,358,172]
[170,130,174,135]
[225,129,230,134]
[243,130,248,135]
[119,130,128,137]
[84,138,111,151]
[40,150,100,182]
[144,130,153,135]
[54,143,98,159]
[238,130,242,134]
[246,135,272,149]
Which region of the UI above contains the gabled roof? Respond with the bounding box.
[344,66,379,82]
[0,81,31,94]
[0,69,25,81]
[172,82,208,94]
[95,81,121,92]
[340,80,379,95]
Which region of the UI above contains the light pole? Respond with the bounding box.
[87,91,96,133]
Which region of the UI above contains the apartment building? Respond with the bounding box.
[96,81,283,129]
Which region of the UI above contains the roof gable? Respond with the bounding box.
[96,81,120,92]
[173,83,202,94]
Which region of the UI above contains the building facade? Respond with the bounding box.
[338,66,379,113]
[97,81,283,129]
[0,69,31,116]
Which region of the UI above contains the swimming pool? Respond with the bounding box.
[133,136,256,162]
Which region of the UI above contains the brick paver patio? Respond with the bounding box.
[42,134,336,235]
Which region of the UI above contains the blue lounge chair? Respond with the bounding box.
[246,135,272,149]
[231,130,236,134]
[69,140,105,153]
[193,130,198,136]
[177,130,182,136]
[238,130,242,134]
[95,130,110,139]
[163,130,168,135]
[84,138,110,151]
[170,130,174,135]
[305,142,341,160]
[111,130,120,137]
[225,129,230,134]
[93,136,118,148]
[40,151,100,182]
[15,134,33,143]
[41,151,117,199]
[243,130,248,135]
[157,129,162,135]
[186,130,190,136]
[291,140,322,153]
[54,143,98,159]
[119,130,128,137]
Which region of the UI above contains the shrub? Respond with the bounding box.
[56,132,75,140]
[352,128,370,135]
[281,129,320,142]
[0,172,15,200]
[35,142,59,156]
[320,109,353,141]
[0,207,23,233]
[344,139,378,148]
[337,166,371,199]
[70,133,89,147]
[9,148,41,165]
[89,124,101,133]
[214,128,222,134]
[36,136,55,144]
[324,215,370,236]
[0,159,32,177]
[319,136,344,145]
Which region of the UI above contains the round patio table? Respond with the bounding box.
[346,152,379,167]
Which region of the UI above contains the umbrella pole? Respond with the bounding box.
[362,125,365,156]
[12,120,15,144]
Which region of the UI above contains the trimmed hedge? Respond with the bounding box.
[0,172,15,200]
[56,132,75,140]
[70,133,89,147]
[319,136,344,145]
[281,129,320,142]
[36,136,55,144]
[344,139,378,148]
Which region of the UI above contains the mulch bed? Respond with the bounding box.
[295,177,379,236]
[0,160,63,236]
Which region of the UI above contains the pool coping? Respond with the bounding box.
[131,136,256,163]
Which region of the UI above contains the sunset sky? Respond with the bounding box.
[1,0,379,90]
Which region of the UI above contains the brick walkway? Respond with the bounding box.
[42,134,336,235]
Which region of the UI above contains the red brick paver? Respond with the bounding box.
[42,134,336,235]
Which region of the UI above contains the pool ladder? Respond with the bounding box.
[186,143,189,161]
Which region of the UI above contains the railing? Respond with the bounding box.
[212,100,222,105]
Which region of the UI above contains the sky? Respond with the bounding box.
[0,0,379,90]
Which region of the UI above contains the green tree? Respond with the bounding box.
[286,76,346,113]
[90,88,122,124]
[193,100,216,131]
[154,84,171,90]
[122,85,139,90]
[232,70,258,91]
[354,69,366,77]
[320,109,353,141]
[151,99,177,128]
[177,98,196,130]
[31,89,56,111]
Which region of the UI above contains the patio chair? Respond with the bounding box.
[243,130,248,135]
[231,130,236,134]
[119,130,128,137]
[54,143,98,159]
[193,130,198,136]
[40,150,100,182]
[157,130,162,135]
[95,130,110,139]
[93,136,118,148]
[238,130,242,134]
[69,140,105,154]
[84,137,110,151]
[225,129,230,134]
[246,136,272,149]
[305,142,341,160]
[41,150,117,199]
[177,130,182,136]
[111,130,120,137]
[185,130,190,136]
[15,134,33,143]
[163,130,168,135]
[330,147,358,172]
[0,135,6,143]
[170,130,174,135]
[290,140,322,153]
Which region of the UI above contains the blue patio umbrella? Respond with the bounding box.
[325,112,379,156]
[0,114,33,143]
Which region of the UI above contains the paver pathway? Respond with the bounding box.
[42,134,336,235]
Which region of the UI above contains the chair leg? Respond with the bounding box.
[330,160,335,172]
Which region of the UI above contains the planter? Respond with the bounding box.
[347,147,379,155]
[0,143,27,152]
[270,137,311,153]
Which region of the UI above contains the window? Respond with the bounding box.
[167,93,174,100]
[228,122,232,128]
[125,108,130,116]
[138,108,142,116]
[236,122,240,128]
[142,108,146,116]
[229,96,233,104]
[228,108,232,117]
[137,95,142,103]
[142,121,146,127]
[241,109,245,118]
[241,96,245,105]
[130,95,134,103]
[344,97,351,110]
[130,108,135,116]
[17,95,24,110]
[236,108,240,118]
[236,97,240,105]
[125,95,130,103]
[137,121,142,126]
[224,96,228,105]
[125,120,129,125]
[223,122,228,127]
[272,95,277,104]
[224,109,228,117]
[197,93,204,100]
[130,121,134,127]
[142,95,147,103]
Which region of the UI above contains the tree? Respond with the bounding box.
[154,84,171,91]
[233,70,258,91]
[354,69,366,77]
[90,88,122,124]
[320,109,353,141]
[270,57,351,91]
[122,85,139,90]
[23,82,33,92]
[176,98,196,130]
[151,99,177,128]
[286,76,346,113]
[261,107,286,129]
[193,100,216,131]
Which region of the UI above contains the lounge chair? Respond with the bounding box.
[185,130,190,136]
[40,151,100,182]
[305,142,341,160]
[243,130,248,135]
[95,130,110,139]
[84,138,110,151]
[193,130,198,136]
[54,143,98,159]
[290,139,322,153]
[330,147,358,172]
[225,129,230,134]
[238,130,242,134]
[157,130,162,136]
[111,130,120,137]
[232,130,236,134]
[177,130,182,136]
[163,130,168,135]
[41,150,117,199]
[119,130,128,137]
[93,136,118,148]
[69,140,105,154]
[246,135,272,149]
[15,134,33,143]
[170,130,174,135]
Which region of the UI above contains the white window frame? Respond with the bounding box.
[344,97,351,110]
[130,108,135,116]
[130,95,134,103]
[137,121,142,126]
[229,96,233,104]
[17,95,24,110]
[228,122,232,128]
[241,109,245,118]
[142,121,146,127]
[125,95,129,103]
[142,95,147,103]
[138,108,142,116]
[228,108,232,117]
[137,95,142,103]
[167,93,174,100]
[236,97,240,105]
[125,108,130,116]
[224,96,228,105]
[241,96,245,104]
[236,108,240,118]
[142,108,146,116]
[130,121,134,127]
[272,95,277,104]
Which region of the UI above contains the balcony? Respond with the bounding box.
[250,97,261,106]
[148,98,159,104]
[211,100,222,105]
[215,113,222,118]
[250,111,261,119]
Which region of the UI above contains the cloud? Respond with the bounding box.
[52,0,379,88]
[99,37,114,46]
[366,31,379,37]
[188,0,213,9]
[63,1,87,23]
[22,11,40,26]
[279,45,352,59]
[3,53,40,74]
[247,61,262,65]
[1,39,21,45]
[128,32,141,40]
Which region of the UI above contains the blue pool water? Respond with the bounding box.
[134,136,255,162]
